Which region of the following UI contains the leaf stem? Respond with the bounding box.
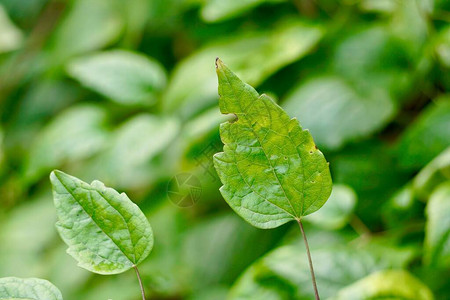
[133,265,146,300]
[297,219,320,300]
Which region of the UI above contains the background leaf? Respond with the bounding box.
[67,50,166,106]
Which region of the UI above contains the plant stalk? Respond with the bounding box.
[297,219,320,300]
[133,265,146,300]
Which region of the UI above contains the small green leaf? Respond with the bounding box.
[67,50,166,106]
[213,59,332,229]
[304,184,357,230]
[49,170,153,274]
[425,182,450,267]
[0,277,63,300]
[331,270,434,300]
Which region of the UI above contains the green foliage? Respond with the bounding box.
[1,0,449,299]
[0,277,63,300]
[213,59,332,228]
[50,170,153,274]
[67,50,166,106]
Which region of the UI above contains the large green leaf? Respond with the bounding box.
[331,270,434,300]
[213,59,332,229]
[50,170,153,274]
[67,50,166,106]
[0,277,63,300]
[397,95,450,169]
[424,182,450,267]
[163,20,324,119]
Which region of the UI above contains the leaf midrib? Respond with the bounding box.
[225,76,298,218]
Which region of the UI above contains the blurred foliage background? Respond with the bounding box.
[0,0,449,299]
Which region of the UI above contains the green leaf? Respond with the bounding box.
[0,277,63,300]
[0,5,23,53]
[83,114,179,190]
[67,50,166,106]
[424,182,450,268]
[397,95,450,169]
[200,0,285,23]
[304,184,357,230]
[283,76,395,150]
[163,20,324,119]
[50,170,153,274]
[24,105,109,183]
[213,59,332,229]
[331,270,434,300]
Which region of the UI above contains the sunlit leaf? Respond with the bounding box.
[213,59,332,229]
[424,182,450,268]
[0,277,63,300]
[304,184,357,230]
[331,270,434,300]
[50,170,154,274]
[163,20,324,119]
[67,50,166,106]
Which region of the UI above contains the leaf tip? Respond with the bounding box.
[49,169,62,183]
[215,57,223,69]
